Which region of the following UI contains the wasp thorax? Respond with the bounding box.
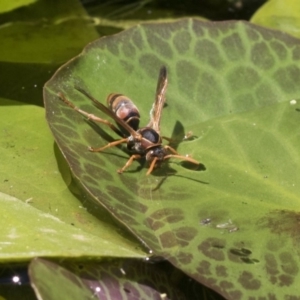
[140,128,161,144]
[107,93,140,130]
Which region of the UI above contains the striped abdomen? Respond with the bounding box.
[107,93,140,131]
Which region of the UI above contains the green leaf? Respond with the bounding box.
[0,98,144,260]
[250,0,300,38]
[29,258,221,300]
[0,192,141,261]
[44,19,300,299]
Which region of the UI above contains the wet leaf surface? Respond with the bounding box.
[44,19,300,298]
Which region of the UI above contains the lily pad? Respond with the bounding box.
[44,19,300,298]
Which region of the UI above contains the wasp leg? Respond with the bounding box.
[89,138,128,152]
[163,145,179,155]
[146,157,158,176]
[58,92,123,137]
[163,145,199,165]
[163,154,199,165]
[117,154,141,174]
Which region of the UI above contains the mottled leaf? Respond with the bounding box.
[44,19,300,299]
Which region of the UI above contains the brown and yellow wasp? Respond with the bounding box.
[58,66,199,175]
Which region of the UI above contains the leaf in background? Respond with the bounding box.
[0,0,99,64]
[44,19,300,299]
[250,0,300,38]
[0,0,36,14]
[0,98,144,260]
[29,257,223,300]
[0,0,100,106]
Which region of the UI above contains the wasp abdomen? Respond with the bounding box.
[107,93,140,130]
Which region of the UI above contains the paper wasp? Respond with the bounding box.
[58,66,199,175]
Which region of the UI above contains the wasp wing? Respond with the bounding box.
[75,87,138,137]
[147,66,168,134]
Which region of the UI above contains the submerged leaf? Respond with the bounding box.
[44,19,300,298]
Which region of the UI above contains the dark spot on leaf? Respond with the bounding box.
[227,66,260,93]
[114,203,137,218]
[196,260,212,276]
[255,82,278,105]
[198,238,226,261]
[144,28,173,59]
[274,65,300,93]
[238,271,261,290]
[245,27,260,41]
[150,208,183,220]
[194,39,224,69]
[106,185,135,208]
[270,40,287,61]
[82,174,99,187]
[145,218,164,231]
[173,30,191,55]
[251,42,275,70]
[139,54,165,78]
[221,33,245,62]
[216,265,228,277]
[159,231,177,248]
[131,29,144,50]
[177,252,193,265]
[279,252,298,276]
[278,274,294,287]
[105,37,120,56]
[175,227,197,242]
[191,20,205,37]
[258,209,300,244]
[121,41,136,58]
[54,124,81,140]
[176,60,200,100]
[265,253,279,276]
[166,214,184,223]
[220,280,233,289]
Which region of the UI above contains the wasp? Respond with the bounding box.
[58,66,199,175]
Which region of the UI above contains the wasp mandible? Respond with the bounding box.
[58,66,199,175]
